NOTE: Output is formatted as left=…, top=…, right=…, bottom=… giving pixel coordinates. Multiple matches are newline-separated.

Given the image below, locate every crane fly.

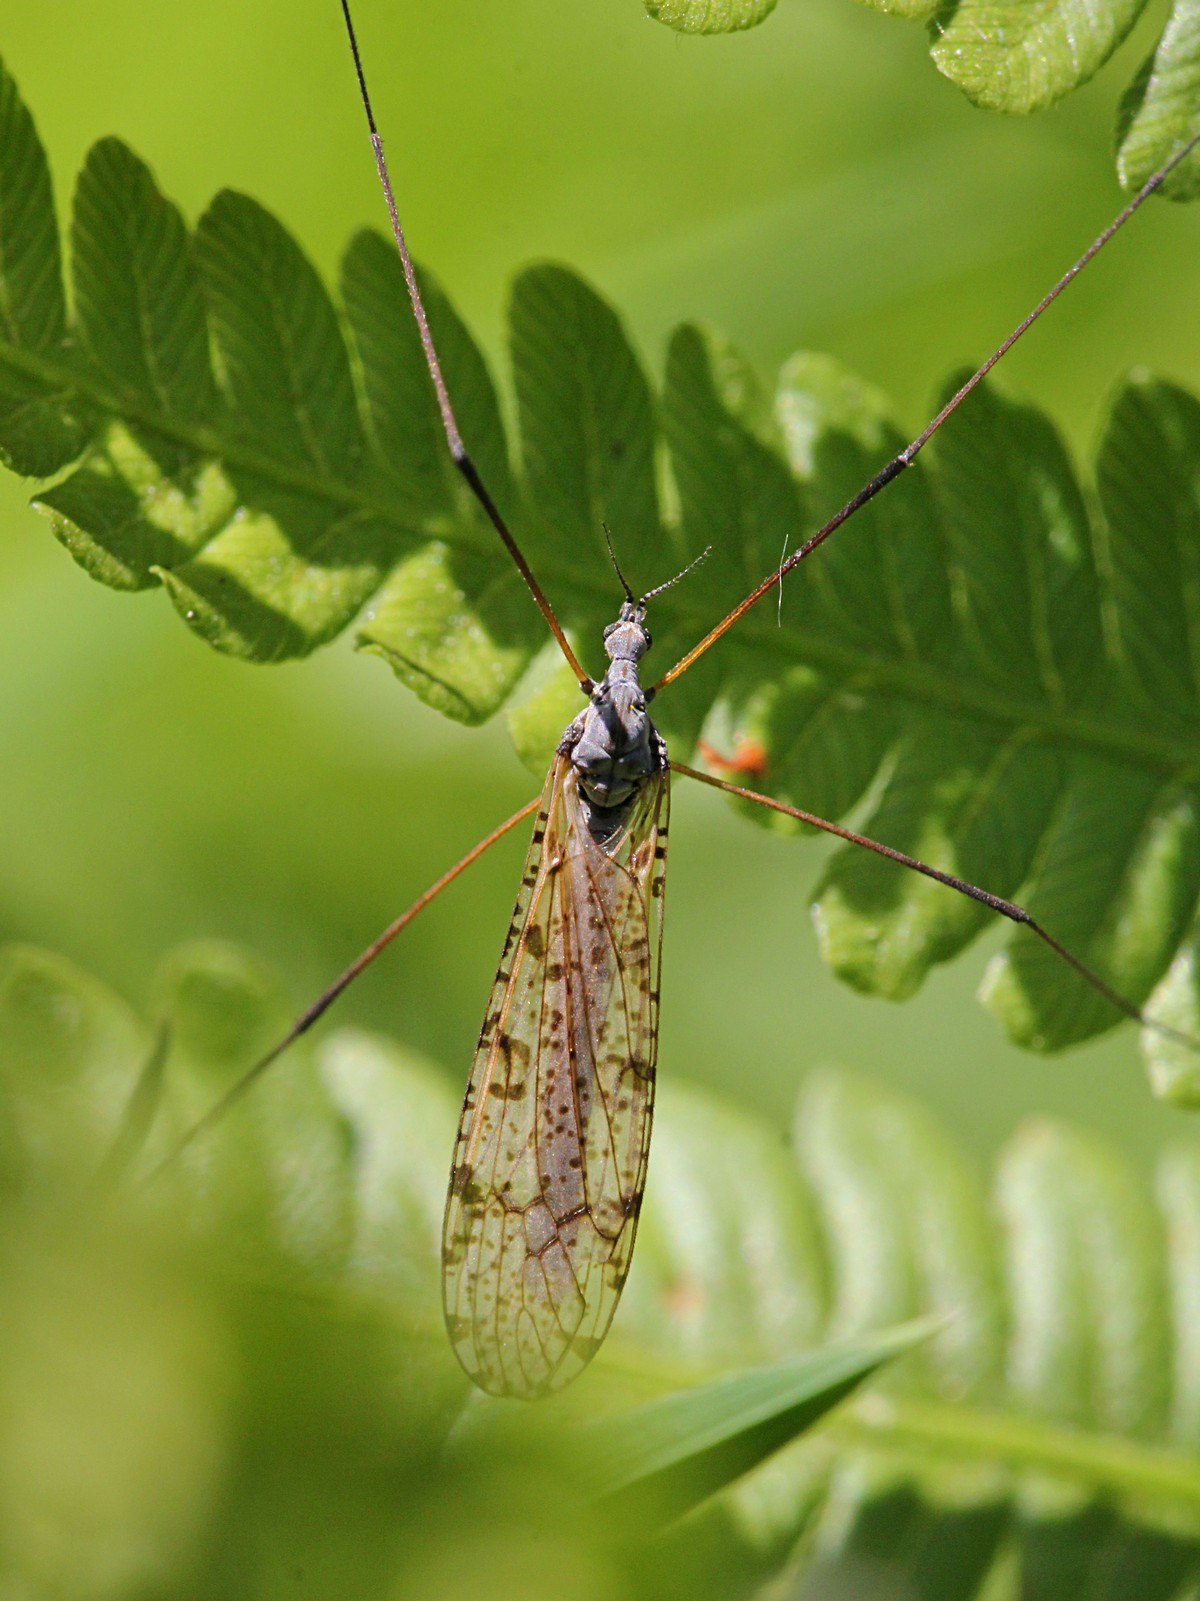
left=155, top=0, right=1200, bottom=1397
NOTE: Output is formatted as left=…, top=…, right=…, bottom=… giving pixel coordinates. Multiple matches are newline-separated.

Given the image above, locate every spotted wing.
left=442, top=752, right=669, bottom=1398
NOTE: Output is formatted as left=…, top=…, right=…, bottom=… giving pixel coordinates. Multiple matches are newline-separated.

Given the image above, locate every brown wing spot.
left=498, top=1032, right=532, bottom=1070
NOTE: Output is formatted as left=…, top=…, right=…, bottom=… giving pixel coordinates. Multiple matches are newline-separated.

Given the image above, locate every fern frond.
left=2, top=59, right=1199, bottom=1061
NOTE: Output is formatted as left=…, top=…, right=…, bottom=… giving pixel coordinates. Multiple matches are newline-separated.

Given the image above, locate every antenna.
left=337, top=0, right=592, bottom=691
left=641, top=545, right=712, bottom=603
left=602, top=522, right=635, bottom=603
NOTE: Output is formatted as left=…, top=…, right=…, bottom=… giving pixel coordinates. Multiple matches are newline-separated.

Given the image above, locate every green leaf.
left=12, top=938, right=1200, bottom=1590
left=931, top=0, right=1147, bottom=114
left=72, top=139, right=216, bottom=427
left=792, top=1070, right=1006, bottom=1396
left=153, top=191, right=394, bottom=660
left=357, top=541, right=543, bottom=724
left=143, top=941, right=353, bottom=1273
left=847, top=0, right=1200, bottom=182
left=1118, top=0, right=1200, bottom=201
left=662, top=326, right=806, bottom=624
left=857, top=0, right=947, bottom=16
left=982, top=765, right=1200, bottom=1050
left=37, top=140, right=227, bottom=591
left=856, top=0, right=938, bottom=16
left=617, top=1083, right=830, bottom=1368
left=643, top=0, right=777, bottom=33
left=643, top=0, right=1200, bottom=190
left=505, top=647, right=588, bottom=772
left=1097, top=377, right=1200, bottom=720
left=588, top=1321, right=934, bottom=1522
left=0, top=60, right=86, bottom=473
left=0, top=945, right=147, bottom=1187
left=343, top=234, right=539, bottom=722
left=4, top=59, right=1200, bottom=1068
left=768, top=1072, right=1200, bottom=1593
left=997, top=1118, right=1170, bottom=1436
left=511, top=265, right=661, bottom=571
left=317, top=1028, right=459, bottom=1313
left=1141, top=930, right=1200, bottom=1106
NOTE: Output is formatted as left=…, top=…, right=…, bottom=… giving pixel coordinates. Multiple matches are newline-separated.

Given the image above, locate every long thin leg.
left=145, top=793, right=541, bottom=1180
left=655, top=127, right=1200, bottom=693
left=672, top=760, right=1199, bottom=1053
left=338, top=0, right=592, bottom=692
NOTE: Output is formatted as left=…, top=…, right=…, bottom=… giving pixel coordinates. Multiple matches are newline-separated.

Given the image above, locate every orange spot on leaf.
left=697, top=736, right=769, bottom=781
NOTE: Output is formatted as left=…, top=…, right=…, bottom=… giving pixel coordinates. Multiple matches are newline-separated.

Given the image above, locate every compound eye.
left=602, top=622, right=617, bottom=640
left=642, top=628, right=653, bottom=650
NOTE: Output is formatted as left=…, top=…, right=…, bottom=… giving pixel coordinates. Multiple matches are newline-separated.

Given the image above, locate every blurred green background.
left=2, top=0, right=1200, bottom=1174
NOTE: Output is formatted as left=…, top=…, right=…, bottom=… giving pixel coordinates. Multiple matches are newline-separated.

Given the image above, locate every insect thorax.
left=559, top=601, right=665, bottom=843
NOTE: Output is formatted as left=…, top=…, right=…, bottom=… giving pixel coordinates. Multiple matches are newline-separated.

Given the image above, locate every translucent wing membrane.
left=442, top=757, right=670, bottom=1397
